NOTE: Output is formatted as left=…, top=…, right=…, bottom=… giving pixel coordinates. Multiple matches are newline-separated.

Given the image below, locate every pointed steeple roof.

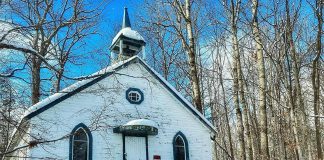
left=122, top=7, right=131, bottom=28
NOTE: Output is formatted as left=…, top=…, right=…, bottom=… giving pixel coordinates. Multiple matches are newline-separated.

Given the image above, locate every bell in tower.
left=110, top=8, right=146, bottom=62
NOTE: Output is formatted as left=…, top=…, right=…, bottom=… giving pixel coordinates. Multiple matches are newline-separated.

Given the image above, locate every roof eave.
left=24, top=56, right=216, bottom=133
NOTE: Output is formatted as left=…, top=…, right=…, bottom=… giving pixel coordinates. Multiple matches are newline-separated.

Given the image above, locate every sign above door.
left=113, top=119, right=158, bottom=136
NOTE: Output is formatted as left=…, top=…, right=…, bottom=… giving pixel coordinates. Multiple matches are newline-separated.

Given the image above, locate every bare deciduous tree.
left=0, top=0, right=100, bottom=104
left=251, top=0, right=269, bottom=159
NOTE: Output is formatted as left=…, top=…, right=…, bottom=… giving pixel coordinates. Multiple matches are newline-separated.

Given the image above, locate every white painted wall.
left=19, top=62, right=213, bottom=160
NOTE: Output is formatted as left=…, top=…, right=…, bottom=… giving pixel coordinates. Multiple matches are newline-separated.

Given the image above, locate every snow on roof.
left=0, top=22, right=34, bottom=51
left=111, top=27, right=145, bottom=45
left=23, top=56, right=216, bottom=132
left=139, top=59, right=216, bottom=132
left=123, top=119, right=158, bottom=128
left=23, top=56, right=138, bottom=118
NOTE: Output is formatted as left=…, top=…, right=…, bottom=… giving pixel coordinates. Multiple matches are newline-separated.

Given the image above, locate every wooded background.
left=0, top=0, right=323, bottom=159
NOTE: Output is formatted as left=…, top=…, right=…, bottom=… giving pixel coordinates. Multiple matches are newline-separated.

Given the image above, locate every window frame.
left=69, top=123, right=93, bottom=160
left=128, top=91, right=141, bottom=102
left=126, top=88, right=144, bottom=104
left=173, top=131, right=189, bottom=160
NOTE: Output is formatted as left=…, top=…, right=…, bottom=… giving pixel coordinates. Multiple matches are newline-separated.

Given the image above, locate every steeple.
left=122, top=8, right=131, bottom=28
left=110, top=8, right=146, bottom=62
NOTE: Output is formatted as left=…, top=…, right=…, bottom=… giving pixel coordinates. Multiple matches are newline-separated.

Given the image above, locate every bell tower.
left=109, top=8, right=146, bottom=61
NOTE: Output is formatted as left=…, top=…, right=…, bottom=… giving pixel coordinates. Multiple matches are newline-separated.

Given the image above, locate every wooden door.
left=125, top=136, right=146, bottom=160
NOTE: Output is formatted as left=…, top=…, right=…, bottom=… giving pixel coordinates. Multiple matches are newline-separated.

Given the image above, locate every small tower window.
left=126, top=88, right=144, bottom=104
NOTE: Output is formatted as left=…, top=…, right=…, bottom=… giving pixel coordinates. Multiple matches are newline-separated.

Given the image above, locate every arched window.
left=173, top=132, right=189, bottom=160
left=70, top=123, right=92, bottom=160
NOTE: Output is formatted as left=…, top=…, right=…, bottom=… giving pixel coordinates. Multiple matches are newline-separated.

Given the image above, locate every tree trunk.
left=283, top=45, right=301, bottom=159
left=312, top=0, right=323, bottom=158
left=184, top=0, right=203, bottom=112
left=220, top=68, right=235, bottom=160
left=238, top=65, right=253, bottom=160
left=251, top=0, right=269, bottom=159
left=31, top=56, right=41, bottom=105
left=312, top=50, right=322, bottom=160
left=232, top=26, right=246, bottom=160
left=55, top=70, right=63, bottom=93
left=285, top=1, right=310, bottom=158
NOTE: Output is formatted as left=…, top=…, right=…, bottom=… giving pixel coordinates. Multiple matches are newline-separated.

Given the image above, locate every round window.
left=126, top=88, right=144, bottom=104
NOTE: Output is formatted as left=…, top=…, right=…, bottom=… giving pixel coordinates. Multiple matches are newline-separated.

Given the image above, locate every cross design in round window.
left=126, top=88, right=144, bottom=104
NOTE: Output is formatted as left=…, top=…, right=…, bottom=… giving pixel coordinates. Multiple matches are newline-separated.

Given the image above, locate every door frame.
left=122, top=134, right=148, bottom=160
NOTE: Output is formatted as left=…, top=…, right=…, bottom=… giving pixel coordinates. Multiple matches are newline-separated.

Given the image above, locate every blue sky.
left=42, top=0, right=148, bottom=91
left=65, top=0, right=146, bottom=75
left=0, top=0, right=147, bottom=99
left=1, top=0, right=320, bottom=102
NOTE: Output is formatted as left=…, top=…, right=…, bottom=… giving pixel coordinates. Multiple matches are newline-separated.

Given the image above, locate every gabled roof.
left=24, top=56, right=216, bottom=133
